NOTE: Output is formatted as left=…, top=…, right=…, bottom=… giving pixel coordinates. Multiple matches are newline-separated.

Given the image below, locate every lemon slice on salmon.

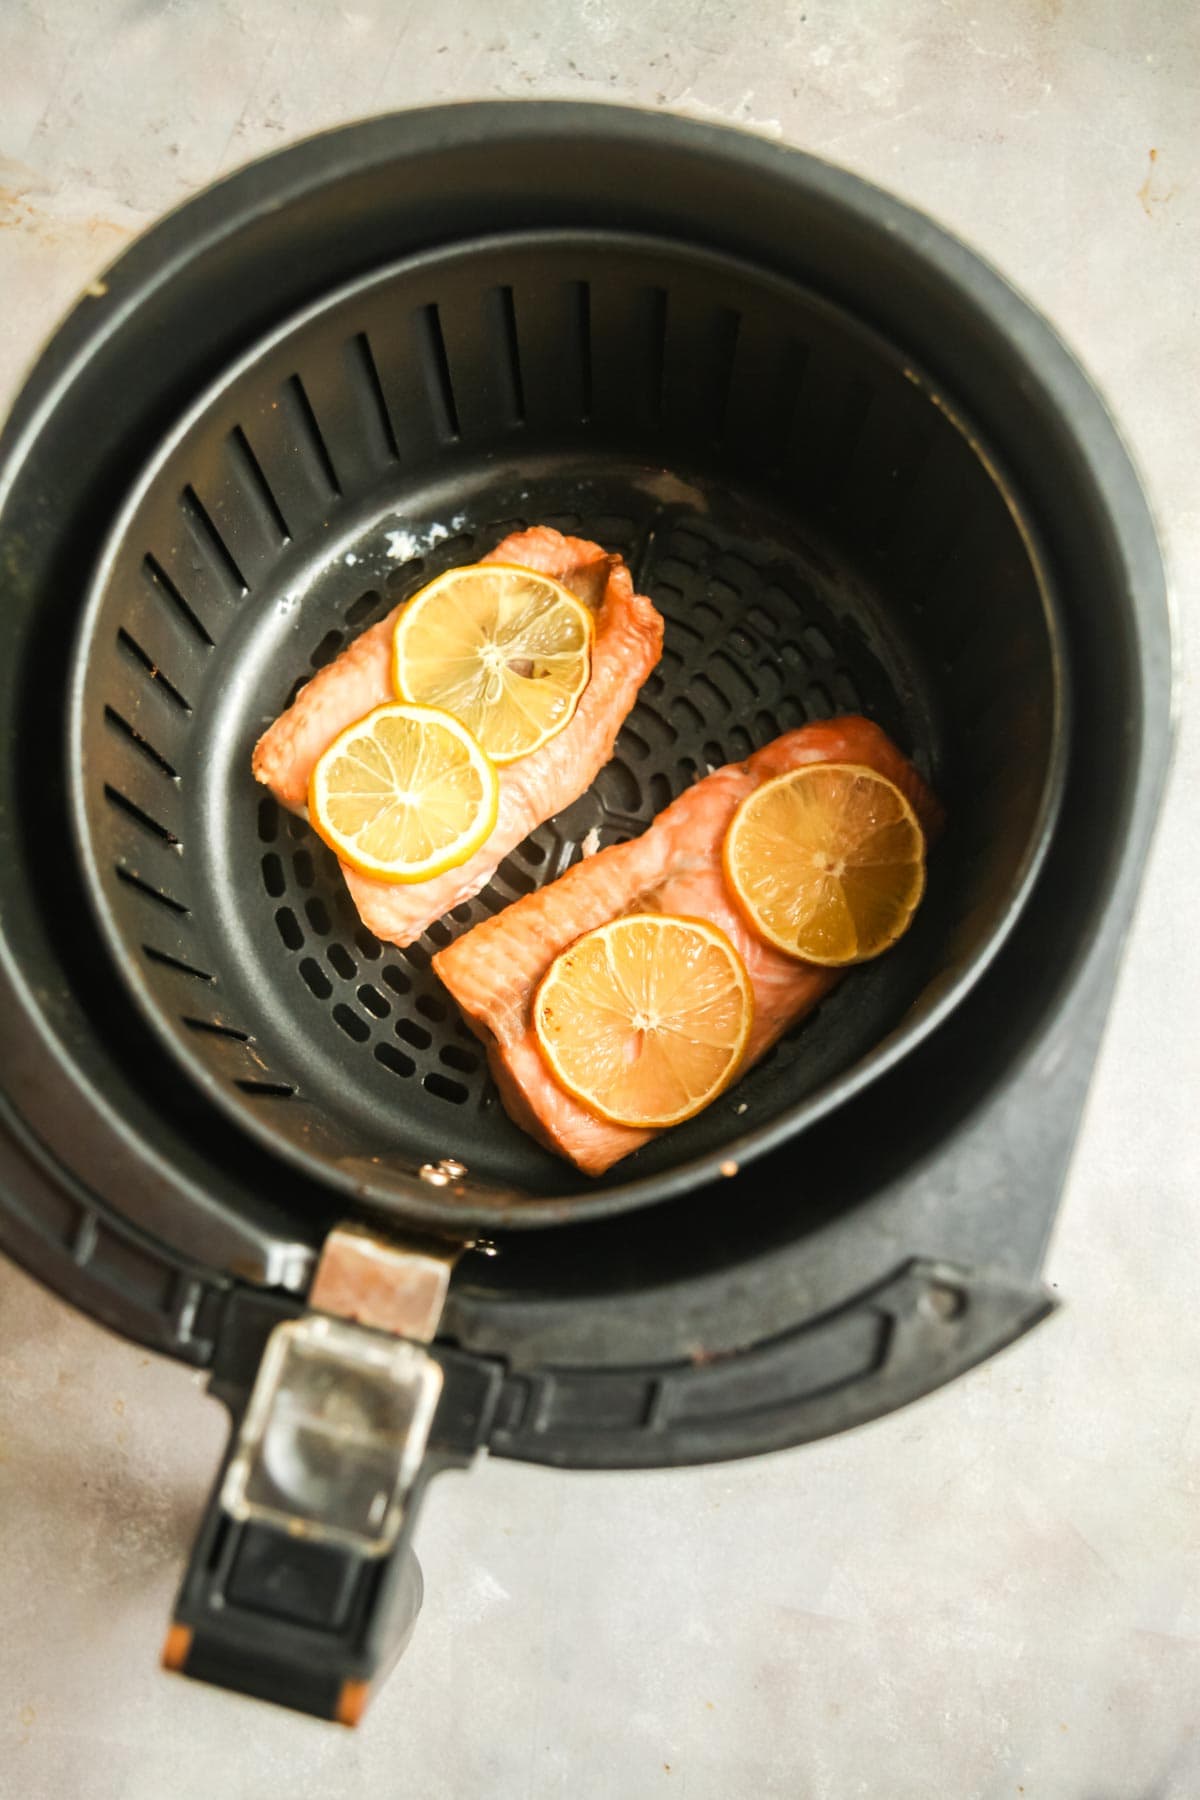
left=392, top=562, right=593, bottom=765
left=723, top=761, right=926, bottom=965
left=533, top=914, right=753, bottom=1128
left=309, top=702, right=498, bottom=883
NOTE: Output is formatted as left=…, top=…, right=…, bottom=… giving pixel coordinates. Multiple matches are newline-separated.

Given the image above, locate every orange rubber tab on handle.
left=161, top=1624, right=193, bottom=1673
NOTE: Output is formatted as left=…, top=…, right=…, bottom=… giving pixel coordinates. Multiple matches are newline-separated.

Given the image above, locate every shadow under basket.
left=69, top=229, right=1063, bottom=1224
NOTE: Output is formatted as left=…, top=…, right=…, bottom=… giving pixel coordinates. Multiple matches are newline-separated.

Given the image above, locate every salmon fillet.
left=434, top=717, right=943, bottom=1177
left=252, top=527, right=664, bottom=947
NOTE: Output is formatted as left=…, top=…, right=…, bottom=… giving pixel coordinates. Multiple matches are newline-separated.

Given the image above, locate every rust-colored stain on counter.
left=0, top=186, right=131, bottom=248
left=1138, top=146, right=1178, bottom=217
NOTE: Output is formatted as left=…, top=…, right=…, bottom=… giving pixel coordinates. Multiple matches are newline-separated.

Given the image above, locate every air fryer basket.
left=68, top=230, right=1062, bottom=1224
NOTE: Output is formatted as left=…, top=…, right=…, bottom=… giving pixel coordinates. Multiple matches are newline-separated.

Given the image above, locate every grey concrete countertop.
left=1, top=4, right=1196, bottom=1796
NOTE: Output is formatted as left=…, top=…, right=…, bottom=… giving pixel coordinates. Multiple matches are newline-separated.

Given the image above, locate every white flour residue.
left=385, top=527, right=425, bottom=561
left=343, top=551, right=358, bottom=566
left=580, top=827, right=602, bottom=859
left=385, top=513, right=468, bottom=562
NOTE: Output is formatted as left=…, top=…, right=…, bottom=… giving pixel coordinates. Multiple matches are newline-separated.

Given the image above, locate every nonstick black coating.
left=69, top=231, right=1064, bottom=1226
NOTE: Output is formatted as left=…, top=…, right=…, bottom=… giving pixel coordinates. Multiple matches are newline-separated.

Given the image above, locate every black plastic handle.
left=164, top=1290, right=502, bottom=1723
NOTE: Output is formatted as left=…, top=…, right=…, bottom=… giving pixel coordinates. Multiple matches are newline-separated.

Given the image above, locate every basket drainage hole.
left=415, top=994, right=447, bottom=1023
left=183, top=1016, right=250, bottom=1042
left=333, top=1003, right=370, bottom=1043
left=299, top=957, right=333, bottom=999
left=395, top=1018, right=431, bottom=1050
left=381, top=964, right=411, bottom=996
left=424, top=1071, right=468, bottom=1104
left=385, top=558, right=424, bottom=594
left=497, top=856, right=536, bottom=896
left=346, top=588, right=383, bottom=626
left=257, top=797, right=280, bottom=843
left=305, top=897, right=333, bottom=935
left=648, top=771, right=673, bottom=812
left=293, top=848, right=315, bottom=888
left=327, top=943, right=356, bottom=979
left=275, top=907, right=303, bottom=951
left=376, top=1043, right=415, bottom=1078
left=358, top=984, right=390, bottom=1018
left=310, top=630, right=345, bottom=670
left=261, top=853, right=286, bottom=897
left=440, top=1044, right=479, bottom=1074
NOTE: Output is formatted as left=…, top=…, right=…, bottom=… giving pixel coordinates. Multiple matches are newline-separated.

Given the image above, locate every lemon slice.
left=308, top=702, right=498, bottom=883
left=392, top=562, right=593, bottom=765
left=533, top=914, right=754, bottom=1128
left=724, top=761, right=926, bottom=965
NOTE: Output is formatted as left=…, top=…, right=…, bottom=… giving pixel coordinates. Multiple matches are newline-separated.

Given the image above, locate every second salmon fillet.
left=252, top=526, right=664, bottom=947
left=434, top=717, right=942, bottom=1176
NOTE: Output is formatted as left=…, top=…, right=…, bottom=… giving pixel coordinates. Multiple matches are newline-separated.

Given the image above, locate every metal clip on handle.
left=163, top=1228, right=499, bottom=1723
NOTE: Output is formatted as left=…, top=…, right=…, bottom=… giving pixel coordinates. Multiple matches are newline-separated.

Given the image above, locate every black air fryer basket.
left=0, top=105, right=1171, bottom=1721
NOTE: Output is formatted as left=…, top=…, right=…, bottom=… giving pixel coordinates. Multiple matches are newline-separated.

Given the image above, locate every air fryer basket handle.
left=164, top=1285, right=501, bottom=1723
